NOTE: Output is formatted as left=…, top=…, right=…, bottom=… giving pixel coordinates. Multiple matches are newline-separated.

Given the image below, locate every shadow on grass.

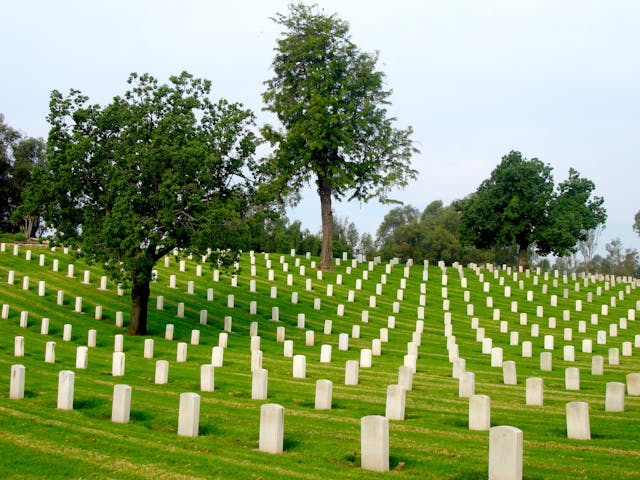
left=283, top=435, right=299, bottom=451
left=443, top=416, right=468, bottom=429
left=296, top=399, right=315, bottom=408
left=24, top=389, right=38, bottom=398
left=129, top=409, right=152, bottom=424
left=198, top=423, right=221, bottom=436
left=342, top=453, right=411, bottom=472
left=75, top=396, right=108, bottom=410
left=448, top=469, right=486, bottom=480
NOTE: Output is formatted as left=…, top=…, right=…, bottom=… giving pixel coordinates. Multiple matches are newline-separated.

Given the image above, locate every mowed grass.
left=0, top=244, right=639, bottom=479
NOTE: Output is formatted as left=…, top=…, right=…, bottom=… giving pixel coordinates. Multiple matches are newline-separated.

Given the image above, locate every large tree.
left=41, top=72, right=258, bottom=335
left=459, top=150, right=606, bottom=268
left=261, top=3, right=418, bottom=270
left=634, top=210, right=640, bottom=237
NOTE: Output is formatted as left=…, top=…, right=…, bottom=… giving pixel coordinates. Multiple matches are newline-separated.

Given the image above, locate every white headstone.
left=112, top=352, right=125, bottom=377
left=385, top=385, right=406, bottom=420
left=10, top=364, right=25, bottom=399
left=315, top=379, right=333, bottom=410
left=45, top=341, right=56, bottom=363
left=345, top=360, right=359, bottom=385
left=526, top=377, right=543, bottom=406
left=566, top=402, right=590, bottom=440
left=177, top=392, right=200, bottom=437
left=360, top=415, right=389, bottom=472
left=57, top=370, right=75, bottom=410
left=565, top=367, right=580, bottom=390
left=503, top=361, right=517, bottom=385
left=293, top=355, right=306, bottom=378
left=488, top=426, right=523, bottom=480
left=469, top=394, right=491, bottom=431
left=605, top=382, right=625, bottom=412
left=252, top=368, right=268, bottom=400
left=111, top=384, right=132, bottom=423
left=211, top=346, right=224, bottom=367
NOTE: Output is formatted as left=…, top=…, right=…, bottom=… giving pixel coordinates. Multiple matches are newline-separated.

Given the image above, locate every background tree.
left=0, top=114, right=46, bottom=235
left=0, top=114, right=20, bottom=231
left=332, top=216, right=360, bottom=257
left=41, top=72, right=258, bottom=335
left=634, top=210, right=640, bottom=237
left=458, top=150, right=606, bottom=268
left=577, top=225, right=604, bottom=273
left=374, top=201, right=474, bottom=264
left=601, top=238, right=639, bottom=276
left=261, top=3, right=418, bottom=270
left=375, top=205, right=420, bottom=260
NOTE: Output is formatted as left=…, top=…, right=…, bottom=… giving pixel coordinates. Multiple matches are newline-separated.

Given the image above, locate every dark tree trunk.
left=318, top=175, right=334, bottom=271
left=129, top=279, right=151, bottom=335
left=518, top=244, right=528, bottom=270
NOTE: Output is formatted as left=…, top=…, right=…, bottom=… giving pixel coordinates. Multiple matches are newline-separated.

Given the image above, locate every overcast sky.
left=3, top=0, right=639, bottom=257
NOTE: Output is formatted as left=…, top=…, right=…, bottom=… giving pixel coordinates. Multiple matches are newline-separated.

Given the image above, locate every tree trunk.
left=518, top=244, right=528, bottom=270
left=318, top=175, right=334, bottom=271
left=129, top=279, right=151, bottom=335
left=23, top=217, right=33, bottom=240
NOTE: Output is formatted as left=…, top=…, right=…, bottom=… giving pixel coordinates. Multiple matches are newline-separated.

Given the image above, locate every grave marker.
left=112, top=352, right=125, bottom=377
left=605, top=382, right=625, bottom=412
left=565, top=367, right=580, bottom=390
left=177, top=392, right=200, bottom=437
left=112, top=384, right=132, bottom=423
left=566, top=402, right=590, bottom=440
left=315, top=379, right=333, bottom=410
left=345, top=360, right=359, bottom=385
left=75, top=346, right=88, bottom=369
left=469, top=394, right=491, bottom=431
left=10, top=364, right=25, bottom=399
left=252, top=369, right=268, bottom=400
left=57, top=370, right=75, bottom=410
left=488, top=426, right=523, bottom=480
left=360, top=415, right=389, bottom=472
left=259, top=403, right=285, bottom=454
left=526, top=377, right=543, bottom=406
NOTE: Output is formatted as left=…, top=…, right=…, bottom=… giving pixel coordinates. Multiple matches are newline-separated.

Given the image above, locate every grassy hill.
left=0, top=243, right=639, bottom=479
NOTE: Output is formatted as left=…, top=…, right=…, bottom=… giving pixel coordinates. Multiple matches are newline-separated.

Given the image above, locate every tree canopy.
left=261, top=3, right=418, bottom=270
left=40, top=72, right=258, bottom=334
left=459, top=150, right=606, bottom=268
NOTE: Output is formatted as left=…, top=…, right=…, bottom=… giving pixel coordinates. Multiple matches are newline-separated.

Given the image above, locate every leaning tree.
left=261, top=3, right=418, bottom=270
left=42, top=72, right=258, bottom=335
left=459, top=150, right=607, bottom=268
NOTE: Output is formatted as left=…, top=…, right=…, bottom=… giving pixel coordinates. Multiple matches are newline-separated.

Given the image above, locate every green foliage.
left=597, top=238, right=640, bottom=276
left=245, top=211, right=323, bottom=256
left=375, top=201, right=491, bottom=264
left=634, top=210, right=640, bottom=237
left=261, top=3, right=418, bottom=268
left=0, top=114, right=46, bottom=235
left=39, top=72, right=258, bottom=333
left=459, top=151, right=606, bottom=267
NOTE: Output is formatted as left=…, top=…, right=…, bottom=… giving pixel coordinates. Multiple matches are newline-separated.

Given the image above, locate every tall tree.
left=634, top=210, right=640, bottom=237
left=41, top=72, right=258, bottom=335
left=261, top=3, right=418, bottom=270
left=459, top=151, right=606, bottom=268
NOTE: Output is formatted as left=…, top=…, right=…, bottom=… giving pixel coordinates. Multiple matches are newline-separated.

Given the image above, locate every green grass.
left=0, top=243, right=639, bottom=479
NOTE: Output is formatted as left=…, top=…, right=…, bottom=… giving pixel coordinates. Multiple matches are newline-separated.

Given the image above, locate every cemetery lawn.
left=0, top=245, right=639, bottom=479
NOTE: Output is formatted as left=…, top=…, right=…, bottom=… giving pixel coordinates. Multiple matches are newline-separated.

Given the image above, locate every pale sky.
left=2, top=0, right=639, bottom=257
